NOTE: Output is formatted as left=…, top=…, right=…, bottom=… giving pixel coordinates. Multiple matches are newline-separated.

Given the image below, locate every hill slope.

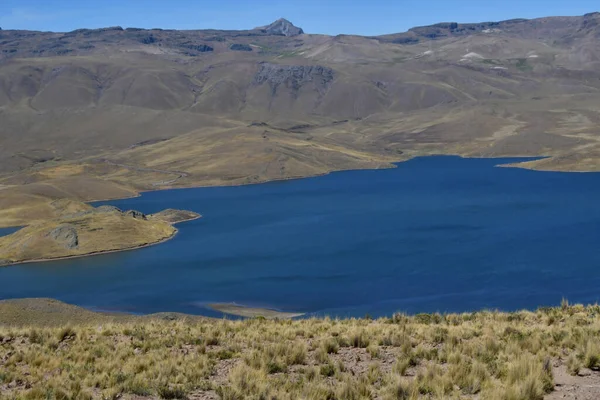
left=1, top=14, right=600, bottom=228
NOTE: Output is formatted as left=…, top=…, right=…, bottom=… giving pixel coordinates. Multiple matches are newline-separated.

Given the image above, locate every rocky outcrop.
left=48, top=224, right=78, bottom=249
left=254, top=63, right=334, bottom=96
left=67, top=26, right=124, bottom=36
left=179, top=44, right=213, bottom=54
left=255, top=18, right=304, bottom=37
left=137, top=34, right=157, bottom=44
left=149, top=209, right=201, bottom=224
left=230, top=43, right=253, bottom=51
left=95, top=205, right=122, bottom=214
left=125, top=210, right=146, bottom=220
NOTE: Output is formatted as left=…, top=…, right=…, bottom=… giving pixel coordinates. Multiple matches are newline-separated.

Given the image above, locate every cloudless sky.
left=0, top=0, right=598, bottom=36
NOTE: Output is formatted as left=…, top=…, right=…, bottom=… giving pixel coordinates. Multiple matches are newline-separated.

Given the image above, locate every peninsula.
left=0, top=202, right=200, bottom=265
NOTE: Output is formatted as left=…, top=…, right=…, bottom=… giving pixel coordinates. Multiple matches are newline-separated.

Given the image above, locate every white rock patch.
left=463, top=52, right=484, bottom=59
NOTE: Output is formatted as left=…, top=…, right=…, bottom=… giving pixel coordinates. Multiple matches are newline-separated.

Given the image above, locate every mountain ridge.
left=2, top=12, right=599, bottom=37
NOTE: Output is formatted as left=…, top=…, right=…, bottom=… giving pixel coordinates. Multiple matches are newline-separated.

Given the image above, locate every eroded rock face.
left=254, top=63, right=334, bottom=96
left=48, top=224, right=78, bottom=249
left=179, top=44, right=213, bottom=53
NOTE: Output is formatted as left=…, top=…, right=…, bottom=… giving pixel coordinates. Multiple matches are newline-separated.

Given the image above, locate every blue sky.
left=0, top=0, right=598, bottom=35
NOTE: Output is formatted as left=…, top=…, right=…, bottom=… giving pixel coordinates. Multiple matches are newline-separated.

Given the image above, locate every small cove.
left=1, top=156, right=600, bottom=318
left=0, top=227, right=21, bottom=237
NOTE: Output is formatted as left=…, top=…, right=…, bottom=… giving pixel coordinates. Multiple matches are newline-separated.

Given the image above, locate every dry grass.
left=2, top=302, right=600, bottom=399
left=0, top=211, right=174, bottom=265
left=0, top=176, right=139, bottom=228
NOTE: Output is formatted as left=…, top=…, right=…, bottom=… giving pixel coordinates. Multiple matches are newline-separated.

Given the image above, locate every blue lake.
left=1, top=156, right=600, bottom=318
left=0, top=227, right=20, bottom=237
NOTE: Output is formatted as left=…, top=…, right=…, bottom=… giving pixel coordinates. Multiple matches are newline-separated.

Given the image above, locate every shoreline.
left=0, top=215, right=201, bottom=267
left=208, top=303, right=305, bottom=319
left=88, top=153, right=558, bottom=202
left=0, top=296, right=591, bottom=323
left=0, top=153, right=588, bottom=231
left=110, top=153, right=588, bottom=197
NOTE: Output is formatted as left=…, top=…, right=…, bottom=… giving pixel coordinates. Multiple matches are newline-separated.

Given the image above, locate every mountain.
left=255, top=18, right=304, bottom=36
left=1, top=14, right=600, bottom=227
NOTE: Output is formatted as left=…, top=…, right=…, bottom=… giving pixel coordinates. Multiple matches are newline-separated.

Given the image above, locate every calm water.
left=0, top=227, right=20, bottom=237
left=1, top=156, right=600, bottom=318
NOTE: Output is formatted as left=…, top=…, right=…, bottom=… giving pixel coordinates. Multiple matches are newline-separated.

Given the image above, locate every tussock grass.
left=2, top=304, right=600, bottom=399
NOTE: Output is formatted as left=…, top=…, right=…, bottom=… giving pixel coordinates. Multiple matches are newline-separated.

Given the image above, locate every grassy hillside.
left=2, top=13, right=600, bottom=233
left=1, top=299, right=599, bottom=399
left=2, top=14, right=600, bottom=185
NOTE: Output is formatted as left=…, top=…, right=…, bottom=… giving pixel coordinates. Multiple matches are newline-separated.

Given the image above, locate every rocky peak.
left=256, top=18, right=304, bottom=37
left=47, top=224, right=79, bottom=249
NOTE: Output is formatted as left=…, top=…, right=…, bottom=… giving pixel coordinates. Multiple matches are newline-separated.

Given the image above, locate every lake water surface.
left=0, top=227, right=20, bottom=237
left=1, top=156, right=600, bottom=318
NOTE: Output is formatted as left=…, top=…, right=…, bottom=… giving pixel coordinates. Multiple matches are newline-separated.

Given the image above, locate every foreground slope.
left=1, top=299, right=600, bottom=399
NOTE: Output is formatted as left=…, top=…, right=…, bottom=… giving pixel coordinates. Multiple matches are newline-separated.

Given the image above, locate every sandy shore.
left=209, top=303, right=305, bottom=319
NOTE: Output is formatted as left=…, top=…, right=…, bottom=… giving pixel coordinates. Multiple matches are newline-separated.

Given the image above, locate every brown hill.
left=1, top=14, right=600, bottom=229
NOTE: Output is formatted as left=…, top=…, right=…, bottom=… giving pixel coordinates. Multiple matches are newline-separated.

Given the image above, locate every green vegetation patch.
left=515, top=58, right=533, bottom=72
